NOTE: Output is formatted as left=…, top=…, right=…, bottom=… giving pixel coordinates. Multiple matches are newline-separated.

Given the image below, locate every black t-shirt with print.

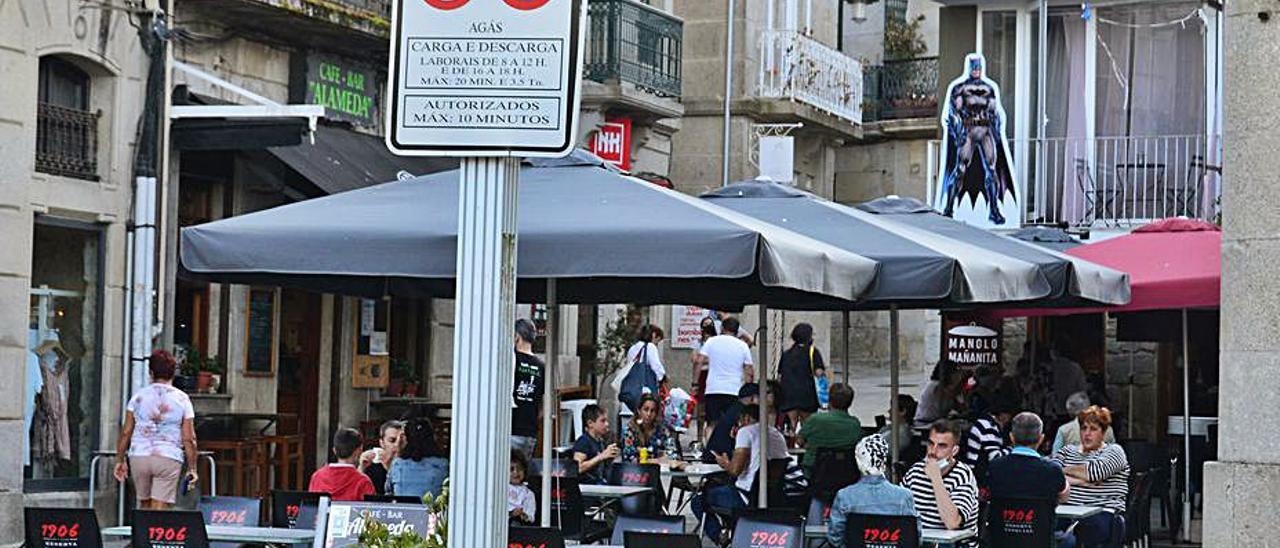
left=511, top=351, right=545, bottom=438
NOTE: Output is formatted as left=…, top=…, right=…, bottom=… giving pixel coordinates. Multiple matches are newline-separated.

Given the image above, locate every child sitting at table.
left=308, top=428, right=376, bottom=501
left=508, top=449, right=536, bottom=525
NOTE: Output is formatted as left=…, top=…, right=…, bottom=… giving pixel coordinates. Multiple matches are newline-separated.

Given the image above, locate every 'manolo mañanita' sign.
left=386, top=0, right=586, bottom=156
left=941, top=313, right=1003, bottom=368
left=291, top=53, right=381, bottom=129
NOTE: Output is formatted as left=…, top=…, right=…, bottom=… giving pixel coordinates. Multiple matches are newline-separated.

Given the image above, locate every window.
left=982, top=10, right=1018, bottom=138
left=36, top=57, right=98, bottom=180
left=27, top=221, right=104, bottom=489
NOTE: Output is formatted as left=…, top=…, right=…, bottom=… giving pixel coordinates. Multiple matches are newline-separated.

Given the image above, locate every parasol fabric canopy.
left=180, top=154, right=878, bottom=309
left=991, top=218, right=1219, bottom=317
left=701, top=182, right=1129, bottom=309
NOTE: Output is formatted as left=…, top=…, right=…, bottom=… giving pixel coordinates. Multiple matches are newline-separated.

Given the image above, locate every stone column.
left=1203, top=1, right=1280, bottom=545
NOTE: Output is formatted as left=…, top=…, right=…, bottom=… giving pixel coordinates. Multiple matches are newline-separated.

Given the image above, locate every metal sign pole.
left=446, top=157, right=520, bottom=548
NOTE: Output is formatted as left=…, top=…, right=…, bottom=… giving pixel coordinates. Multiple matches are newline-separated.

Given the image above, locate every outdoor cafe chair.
left=844, top=513, right=920, bottom=548
left=729, top=509, right=804, bottom=548
left=527, top=475, right=612, bottom=544
left=509, top=525, right=566, bottom=548
left=624, top=531, right=702, bottom=548
left=24, top=507, right=103, bottom=548
left=610, top=514, right=684, bottom=545
left=806, top=497, right=831, bottom=526
left=198, top=496, right=261, bottom=527
left=984, top=498, right=1055, bottom=548
left=131, top=510, right=209, bottom=548
left=708, top=458, right=793, bottom=544
left=608, top=462, right=665, bottom=516
left=269, top=490, right=325, bottom=530
left=808, top=446, right=860, bottom=503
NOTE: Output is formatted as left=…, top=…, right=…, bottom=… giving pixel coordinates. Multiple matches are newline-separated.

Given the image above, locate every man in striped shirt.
left=962, top=392, right=1017, bottom=491
left=903, top=419, right=980, bottom=547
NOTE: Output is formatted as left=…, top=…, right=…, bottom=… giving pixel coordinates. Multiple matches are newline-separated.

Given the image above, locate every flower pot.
left=403, top=382, right=419, bottom=398
left=387, top=379, right=404, bottom=397
left=197, top=372, right=215, bottom=393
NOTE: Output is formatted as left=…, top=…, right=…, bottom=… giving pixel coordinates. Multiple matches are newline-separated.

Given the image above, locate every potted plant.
left=402, top=367, right=421, bottom=398
left=200, top=354, right=225, bottom=394
left=357, top=480, right=448, bottom=547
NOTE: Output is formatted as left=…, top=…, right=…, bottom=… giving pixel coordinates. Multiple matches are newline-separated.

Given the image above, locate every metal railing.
left=36, top=103, right=99, bottom=181
left=758, top=29, right=863, bottom=124
left=585, top=0, right=683, bottom=98
left=863, top=57, right=939, bottom=122
left=926, top=134, right=1223, bottom=228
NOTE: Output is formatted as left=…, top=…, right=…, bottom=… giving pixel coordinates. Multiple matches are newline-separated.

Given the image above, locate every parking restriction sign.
left=386, top=0, right=586, bottom=157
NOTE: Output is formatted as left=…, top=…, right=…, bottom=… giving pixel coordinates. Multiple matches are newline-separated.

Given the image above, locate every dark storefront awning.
left=267, top=124, right=457, bottom=195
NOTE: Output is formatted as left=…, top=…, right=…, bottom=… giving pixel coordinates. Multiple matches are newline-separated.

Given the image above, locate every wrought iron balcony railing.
left=585, top=0, right=683, bottom=98
left=758, top=30, right=863, bottom=124
left=36, top=103, right=99, bottom=181
left=926, top=134, right=1224, bottom=228
left=863, top=56, right=939, bottom=122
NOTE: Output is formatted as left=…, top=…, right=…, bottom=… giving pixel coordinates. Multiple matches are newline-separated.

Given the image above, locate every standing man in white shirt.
left=698, top=317, right=754, bottom=440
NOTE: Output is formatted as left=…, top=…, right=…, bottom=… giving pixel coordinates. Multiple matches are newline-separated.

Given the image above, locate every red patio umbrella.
left=994, top=217, right=1220, bottom=317
left=992, top=217, right=1220, bottom=542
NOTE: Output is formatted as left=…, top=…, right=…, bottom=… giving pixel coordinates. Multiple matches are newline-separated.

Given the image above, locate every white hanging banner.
left=758, top=135, right=794, bottom=183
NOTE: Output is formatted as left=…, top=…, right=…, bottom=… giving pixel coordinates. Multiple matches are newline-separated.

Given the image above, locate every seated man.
left=693, top=404, right=788, bottom=542
left=571, top=404, right=619, bottom=484
left=988, top=413, right=1072, bottom=544
left=902, top=419, right=980, bottom=547
left=798, top=382, right=862, bottom=474
left=701, top=383, right=758, bottom=464
left=828, top=435, right=918, bottom=548
left=308, top=428, right=376, bottom=501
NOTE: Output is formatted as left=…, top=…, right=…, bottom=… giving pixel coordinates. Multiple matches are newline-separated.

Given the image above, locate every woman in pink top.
left=113, top=350, right=199, bottom=509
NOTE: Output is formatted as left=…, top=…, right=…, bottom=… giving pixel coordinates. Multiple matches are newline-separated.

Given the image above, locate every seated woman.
left=621, top=393, right=670, bottom=462
left=387, top=417, right=449, bottom=499
left=828, top=435, right=919, bottom=548
left=1053, top=406, right=1129, bottom=548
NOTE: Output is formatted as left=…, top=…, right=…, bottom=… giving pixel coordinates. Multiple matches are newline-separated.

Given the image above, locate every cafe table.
left=578, top=484, right=651, bottom=499
left=1056, top=505, right=1104, bottom=520
left=103, top=525, right=315, bottom=546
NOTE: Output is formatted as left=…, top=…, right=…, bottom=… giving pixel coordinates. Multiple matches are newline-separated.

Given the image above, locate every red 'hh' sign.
left=590, top=118, right=631, bottom=170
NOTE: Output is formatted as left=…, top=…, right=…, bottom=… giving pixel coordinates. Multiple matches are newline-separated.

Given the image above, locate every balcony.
left=36, top=103, right=99, bottom=181
left=585, top=0, right=683, bottom=99
left=926, top=134, right=1223, bottom=228
left=757, top=30, right=863, bottom=125
left=863, top=57, right=939, bottom=122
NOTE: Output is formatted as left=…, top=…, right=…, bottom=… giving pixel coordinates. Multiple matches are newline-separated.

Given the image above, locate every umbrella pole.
left=1182, top=308, right=1192, bottom=541
left=757, top=305, right=769, bottom=508
left=842, top=310, right=851, bottom=385
left=541, top=279, right=557, bottom=527
left=890, top=306, right=900, bottom=476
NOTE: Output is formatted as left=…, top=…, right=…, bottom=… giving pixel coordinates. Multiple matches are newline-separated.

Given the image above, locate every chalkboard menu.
left=321, top=501, right=433, bottom=548
left=245, top=288, right=277, bottom=375
left=24, top=507, right=100, bottom=548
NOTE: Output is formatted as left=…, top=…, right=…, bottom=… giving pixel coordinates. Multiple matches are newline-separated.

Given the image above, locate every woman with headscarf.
left=827, top=435, right=919, bottom=547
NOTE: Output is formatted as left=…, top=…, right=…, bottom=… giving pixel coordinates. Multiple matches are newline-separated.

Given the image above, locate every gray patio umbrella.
left=702, top=181, right=1129, bottom=469
left=701, top=182, right=1128, bottom=308
left=180, top=153, right=879, bottom=309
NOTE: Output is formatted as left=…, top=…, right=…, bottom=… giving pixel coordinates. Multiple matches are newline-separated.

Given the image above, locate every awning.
left=267, top=124, right=457, bottom=195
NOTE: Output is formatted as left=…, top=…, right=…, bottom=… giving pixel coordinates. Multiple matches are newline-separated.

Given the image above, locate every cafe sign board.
left=941, top=313, right=1003, bottom=369
left=291, top=53, right=381, bottom=130
left=386, top=0, right=586, bottom=157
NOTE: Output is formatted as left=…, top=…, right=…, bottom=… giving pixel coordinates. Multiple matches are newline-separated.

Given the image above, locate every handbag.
left=619, top=344, right=659, bottom=412
left=811, top=346, right=830, bottom=408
